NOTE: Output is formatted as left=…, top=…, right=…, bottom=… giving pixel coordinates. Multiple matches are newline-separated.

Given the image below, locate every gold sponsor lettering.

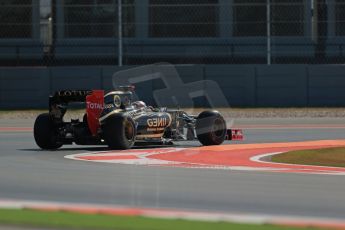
left=147, top=118, right=167, bottom=127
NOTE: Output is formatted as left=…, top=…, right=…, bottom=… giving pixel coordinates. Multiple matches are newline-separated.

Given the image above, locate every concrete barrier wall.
left=0, top=68, right=50, bottom=108
left=256, top=65, right=308, bottom=107
left=204, top=65, right=256, bottom=107
left=1, top=65, right=345, bottom=109
left=308, top=66, right=345, bottom=107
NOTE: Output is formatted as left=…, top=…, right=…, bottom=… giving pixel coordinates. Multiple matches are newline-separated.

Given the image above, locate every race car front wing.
left=226, top=129, right=244, bottom=141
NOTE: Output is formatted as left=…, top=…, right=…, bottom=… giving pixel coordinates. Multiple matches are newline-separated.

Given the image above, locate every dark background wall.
left=1, top=0, right=345, bottom=66
left=1, top=65, right=345, bottom=109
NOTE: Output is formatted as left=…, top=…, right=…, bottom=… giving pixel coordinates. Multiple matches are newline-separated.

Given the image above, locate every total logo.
left=87, top=102, right=104, bottom=110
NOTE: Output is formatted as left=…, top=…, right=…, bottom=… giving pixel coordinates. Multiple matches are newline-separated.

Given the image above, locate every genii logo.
left=147, top=117, right=168, bottom=127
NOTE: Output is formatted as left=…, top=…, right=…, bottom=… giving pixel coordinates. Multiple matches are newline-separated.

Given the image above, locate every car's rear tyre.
left=34, top=113, right=63, bottom=150
left=196, top=110, right=227, bottom=146
left=102, top=115, right=136, bottom=150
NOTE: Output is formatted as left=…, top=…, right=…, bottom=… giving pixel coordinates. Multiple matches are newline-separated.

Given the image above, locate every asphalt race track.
left=1, top=118, right=345, bottom=221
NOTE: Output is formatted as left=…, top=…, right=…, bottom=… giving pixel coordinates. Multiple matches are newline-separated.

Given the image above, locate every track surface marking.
left=66, top=140, right=345, bottom=175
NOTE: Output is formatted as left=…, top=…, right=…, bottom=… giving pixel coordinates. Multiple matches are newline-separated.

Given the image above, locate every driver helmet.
left=132, top=101, right=146, bottom=109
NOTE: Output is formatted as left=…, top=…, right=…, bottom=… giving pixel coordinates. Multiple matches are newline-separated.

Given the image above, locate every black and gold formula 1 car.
left=34, top=86, right=243, bottom=150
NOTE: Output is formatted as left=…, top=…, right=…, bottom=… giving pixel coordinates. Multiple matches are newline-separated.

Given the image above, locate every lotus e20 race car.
left=34, top=87, right=243, bottom=150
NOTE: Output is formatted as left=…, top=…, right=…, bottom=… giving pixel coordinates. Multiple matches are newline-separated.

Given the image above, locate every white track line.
left=250, top=152, right=345, bottom=175
left=65, top=148, right=186, bottom=165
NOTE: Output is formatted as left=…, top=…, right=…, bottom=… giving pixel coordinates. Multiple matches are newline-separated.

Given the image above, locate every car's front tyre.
left=195, top=110, right=227, bottom=146
left=34, top=113, right=63, bottom=150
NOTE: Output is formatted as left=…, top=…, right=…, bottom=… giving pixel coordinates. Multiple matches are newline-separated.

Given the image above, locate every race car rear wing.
left=48, top=90, right=93, bottom=119
left=49, top=90, right=105, bottom=136
left=49, top=90, right=93, bottom=107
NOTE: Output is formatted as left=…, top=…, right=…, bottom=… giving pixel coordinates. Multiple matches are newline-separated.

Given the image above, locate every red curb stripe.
left=149, top=143, right=345, bottom=173
left=77, top=155, right=139, bottom=161
left=2, top=199, right=345, bottom=230
left=0, top=127, right=32, bottom=132
left=27, top=206, right=143, bottom=216
left=22, top=204, right=345, bottom=230
left=68, top=140, right=345, bottom=175
left=271, top=220, right=345, bottom=230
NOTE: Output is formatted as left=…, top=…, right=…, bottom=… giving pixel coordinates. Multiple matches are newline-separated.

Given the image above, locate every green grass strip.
left=271, top=147, right=345, bottom=167
left=0, top=209, right=316, bottom=230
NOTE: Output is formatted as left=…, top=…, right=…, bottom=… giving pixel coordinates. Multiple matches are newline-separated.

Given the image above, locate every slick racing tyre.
left=34, top=113, right=63, bottom=150
left=196, top=110, right=227, bottom=146
left=102, top=115, right=136, bottom=150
